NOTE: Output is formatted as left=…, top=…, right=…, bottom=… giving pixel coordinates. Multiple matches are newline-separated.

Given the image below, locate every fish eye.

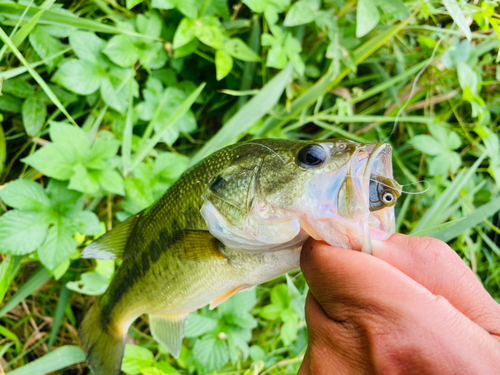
left=297, top=145, right=327, bottom=168
left=382, top=191, right=395, bottom=204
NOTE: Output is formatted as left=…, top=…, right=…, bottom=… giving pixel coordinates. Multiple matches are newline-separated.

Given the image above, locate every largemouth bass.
left=80, top=138, right=401, bottom=374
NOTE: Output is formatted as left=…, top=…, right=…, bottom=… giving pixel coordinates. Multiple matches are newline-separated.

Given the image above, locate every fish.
left=79, top=138, right=401, bottom=375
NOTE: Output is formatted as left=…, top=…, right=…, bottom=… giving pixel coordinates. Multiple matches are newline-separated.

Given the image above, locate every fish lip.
left=362, top=143, right=395, bottom=254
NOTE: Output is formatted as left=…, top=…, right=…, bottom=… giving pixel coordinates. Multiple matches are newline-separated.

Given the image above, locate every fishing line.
left=384, top=1, right=467, bottom=142
left=237, top=142, right=287, bottom=164
left=383, top=33, right=445, bottom=142
left=345, top=175, right=431, bottom=195
left=380, top=180, right=431, bottom=195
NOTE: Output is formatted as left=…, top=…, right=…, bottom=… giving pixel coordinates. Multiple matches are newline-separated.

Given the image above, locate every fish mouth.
left=343, top=143, right=396, bottom=254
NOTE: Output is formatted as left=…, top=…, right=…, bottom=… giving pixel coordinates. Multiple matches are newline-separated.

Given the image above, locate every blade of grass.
left=11, top=0, right=56, bottom=47
left=430, top=197, right=500, bottom=242
left=411, top=218, right=465, bottom=238
left=47, top=285, right=70, bottom=350
left=0, top=267, right=51, bottom=318
left=254, top=13, right=415, bottom=137
left=0, top=27, right=77, bottom=126
left=479, top=230, right=500, bottom=258
left=189, top=65, right=293, bottom=167
left=349, top=60, right=428, bottom=105
left=0, top=255, right=14, bottom=304
left=0, top=3, right=160, bottom=40
left=0, top=122, right=5, bottom=176
left=0, top=47, right=71, bottom=80
left=87, top=104, right=108, bottom=143
left=7, top=345, right=85, bottom=375
left=0, top=0, right=34, bottom=62
left=315, top=114, right=434, bottom=124
left=122, top=85, right=134, bottom=176
left=412, top=152, right=487, bottom=232
left=238, top=15, right=260, bottom=109
left=128, top=82, right=206, bottom=175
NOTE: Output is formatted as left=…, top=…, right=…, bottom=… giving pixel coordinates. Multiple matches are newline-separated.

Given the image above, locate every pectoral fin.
left=149, top=314, right=188, bottom=358
left=209, top=284, right=251, bottom=310
left=82, top=213, right=141, bottom=259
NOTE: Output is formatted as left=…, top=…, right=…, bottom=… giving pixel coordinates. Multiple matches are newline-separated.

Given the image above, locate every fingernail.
left=369, top=227, right=391, bottom=241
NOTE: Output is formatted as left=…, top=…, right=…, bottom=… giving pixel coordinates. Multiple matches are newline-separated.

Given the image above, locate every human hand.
left=298, top=233, right=500, bottom=375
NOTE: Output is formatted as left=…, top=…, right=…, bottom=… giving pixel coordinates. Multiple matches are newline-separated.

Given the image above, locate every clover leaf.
left=0, top=180, right=100, bottom=270
left=52, top=31, right=138, bottom=113
left=22, top=122, right=124, bottom=196
left=409, top=123, right=463, bottom=176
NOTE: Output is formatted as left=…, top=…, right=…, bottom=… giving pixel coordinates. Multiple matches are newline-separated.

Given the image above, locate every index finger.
left=371, top=232, right=500, bottom=337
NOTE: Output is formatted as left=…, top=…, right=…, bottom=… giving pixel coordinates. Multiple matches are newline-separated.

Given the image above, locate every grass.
left=0, top=0, right=500, bottom=374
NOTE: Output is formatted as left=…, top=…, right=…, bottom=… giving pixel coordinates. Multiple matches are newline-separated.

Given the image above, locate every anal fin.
left=149, top=314, right=188, bottom=358
left=209, top=285, right=251, bottom=310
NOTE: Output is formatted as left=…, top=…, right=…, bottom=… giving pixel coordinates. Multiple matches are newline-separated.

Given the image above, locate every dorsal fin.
left=81, top=213, right=141, bottom=260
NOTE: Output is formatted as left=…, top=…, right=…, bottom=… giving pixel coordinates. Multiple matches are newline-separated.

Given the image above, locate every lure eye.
left=297, top=145, right=327, bottom=168
left=382, top=191, right=395, bottom=204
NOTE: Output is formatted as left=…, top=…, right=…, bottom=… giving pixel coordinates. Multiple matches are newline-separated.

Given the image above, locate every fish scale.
left=79, top=139, right=401, bottom=375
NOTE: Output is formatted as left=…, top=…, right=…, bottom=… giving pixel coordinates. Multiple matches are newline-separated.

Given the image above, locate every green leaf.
left=22, top=94, right=47, bottom=136
left=29, top=26, right=64, bottom=72
left=68, top=163, right=100, bottom=195
left=66, top=259, right=114, bottom=295
left=457, top=62, right=478, bottom=97
left=447, top=131, right=462, bottom=150
left=194, top=17, right=223, bottom=49
left=280, top=309, right=299, bottom=345
left=98, top=169, right=125, bottom=195
left=52, top=58, right=104, bottom=95
left=136, top=11, right=163, bottom=38
left=215, top=50, right=233, bottom=81
left=0, top=24, right=78, bottom=126
left=0, top=179, right=50, bottom=210
left=122, top=344, right=154, bottom=375
left=127, top=0, right=144, bottom=9
left=50, top=122, right=90, bottom=157
left=192, top=336, right=229, bottom=373
left=259, top=303, right=281, bottom=320
left=2, top=78, right=34, bottom=98
left=284, top=0, right=316, bottom=27
left=124, top=177, right=155, bottom=208
left=6, top=346, right=85, bottom=375
left=443, top=0, right=472, bottom=41
left=68, top=30, right=106, bottom=64
left=103, top=34, right=139, bottom=67
left=173, top=18, right=196, bottom=49
left=223, top=38, right=260, bottom=62
left=153, top=152, right=189, bottom=181
left=185, top=313, right=219, bottom=338
left=409, top=135, right=443, bottom=156
left=129, top=82, right=205, bottom=174
left=47, top=180, right=84, bottom=213
left=37, top=221, right=77, bottom=270
left=151, top=0, right=176, bottom=10
left=356, top=0, right=380, bottom=38
left=0, top=94, right=22, bottom=113
left=0, top=210, right=50, bottom=255
left=271, top=283, right=289, bottom=309
left=66, top=210, right=102, bottom=235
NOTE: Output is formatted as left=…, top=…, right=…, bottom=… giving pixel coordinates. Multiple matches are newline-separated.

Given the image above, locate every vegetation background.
left=0, top=0, right=499, bottom=374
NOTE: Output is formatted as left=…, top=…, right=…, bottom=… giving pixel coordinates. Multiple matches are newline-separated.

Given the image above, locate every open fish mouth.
left=344, top=143, right=396, bottom=254
left=301, top=142, right=397, bottom=255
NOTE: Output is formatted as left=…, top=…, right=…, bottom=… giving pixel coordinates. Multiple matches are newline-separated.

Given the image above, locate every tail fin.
left=80, top=300, right=126, bottom=375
